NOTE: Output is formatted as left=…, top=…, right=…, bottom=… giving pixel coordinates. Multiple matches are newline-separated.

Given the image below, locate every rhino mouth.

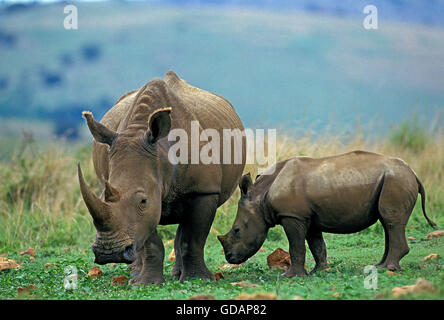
left=224, top=251, right=248, bottom=265
left=92, top=244, right=136, bottom=265
left=218, top=236, right=249, bottom=264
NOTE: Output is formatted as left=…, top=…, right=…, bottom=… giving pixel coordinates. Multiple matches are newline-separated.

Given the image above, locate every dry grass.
left=1, top=122, right=443, bottom=250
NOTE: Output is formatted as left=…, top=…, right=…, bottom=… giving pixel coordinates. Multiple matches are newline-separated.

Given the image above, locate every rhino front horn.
left=77, top=163, right=110, bottom=226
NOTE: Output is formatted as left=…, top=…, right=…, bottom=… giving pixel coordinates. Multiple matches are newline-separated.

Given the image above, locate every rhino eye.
left=233, top=226, right=240, bottom=235
left=138, top=199, right=147, bottom=214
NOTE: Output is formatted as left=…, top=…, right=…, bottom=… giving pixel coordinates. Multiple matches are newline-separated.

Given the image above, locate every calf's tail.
left=415, top=176, right=437, bottom=228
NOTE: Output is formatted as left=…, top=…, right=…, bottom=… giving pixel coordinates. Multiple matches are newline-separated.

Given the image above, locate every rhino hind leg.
left=178, top=194, right=219, bottom=282
left=375, top=220, right=390, bottom=268
left=129, top=231, right=165, bottom=285
left=376, top=223, right=409, bottom=271
left=376, top=175, right=415, bottom=270
left=306, top=229, right=328, bottom=274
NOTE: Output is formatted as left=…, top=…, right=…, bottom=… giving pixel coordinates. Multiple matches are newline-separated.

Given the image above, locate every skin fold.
left=78, top=70, right=246, bottom=285
left=218, top=151, right=436, bottom=276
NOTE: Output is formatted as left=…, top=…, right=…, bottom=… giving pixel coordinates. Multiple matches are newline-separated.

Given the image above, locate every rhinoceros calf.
left=218, top=151, right=436, bottom=277
left=78, top=71, right=245, bottom=284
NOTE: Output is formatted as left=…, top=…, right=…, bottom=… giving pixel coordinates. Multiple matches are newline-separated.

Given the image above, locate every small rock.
left=427, top=230, right=444, bottom=240
left=391, top=279, right=436, bottom=298
left=421, top=253, right=440, bottom=262
left=168, top=248, right=175, bottom=262
left=218, top=263, right=245, bottom=269
left=233, top=292, right=276, bottom=300
left=111, top=275, right=128, bottom=286
left=17, top=284, right=36, bottom=296
left=88, top=265, right=103, bottom=279
left=20, top=248, right=35, bottom=257
left=386, top=270, right=401, bottom=276
left=214, top=271, right=225, bottom=281
left=267, top=248, right=291, bottom=271
left=0, top=257, right=20, bottom=271
left=230, top=281, right=259, bottom=288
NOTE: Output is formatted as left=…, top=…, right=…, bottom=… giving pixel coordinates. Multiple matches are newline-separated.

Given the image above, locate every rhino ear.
left=146, top=107, right=172, bottom=144
left=239, top=173, right=253, bottom=197
left=82, top=111, right=117, bottom=146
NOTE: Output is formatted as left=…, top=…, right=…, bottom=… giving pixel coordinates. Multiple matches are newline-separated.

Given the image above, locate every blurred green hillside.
left=1, top=2, right=443, bottom=142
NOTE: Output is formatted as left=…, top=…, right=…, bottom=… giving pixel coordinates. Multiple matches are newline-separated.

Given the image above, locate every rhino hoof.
left=129, top=275, right=165, bottom=286
left=179, top=270, right=215, bottom=283
left=282, top=269, right=308, bottom=278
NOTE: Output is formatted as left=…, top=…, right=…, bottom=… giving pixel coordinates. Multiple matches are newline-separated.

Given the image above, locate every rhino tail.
left=415, top=175, right=437, bottom=228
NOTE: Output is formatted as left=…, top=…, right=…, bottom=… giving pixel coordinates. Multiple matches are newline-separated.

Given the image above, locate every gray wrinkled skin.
left=218, top=151, right=436, bottom=277
left=79, top=71, right=246, bottom=285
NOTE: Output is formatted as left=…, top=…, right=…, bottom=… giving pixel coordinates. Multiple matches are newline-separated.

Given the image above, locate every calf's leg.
left=377, top=174, right=415, bottom=270
left=306, top=229, right=328, bottom=274
left=281, top=217, right=309, bottom=277
left=377, top=223, right=409, bottom=270
left=375, top=220, right=389, bottom=267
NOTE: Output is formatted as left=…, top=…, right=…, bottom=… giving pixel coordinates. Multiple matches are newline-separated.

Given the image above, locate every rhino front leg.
left=130, top=231, right=165, bottom=285
left=127, top=253, right=143, bottom=278
left=178, top=194, right=218, bottom=282
left=171, top=225, right=183, bottom=280
left=281, top=217, right=309, bottom=277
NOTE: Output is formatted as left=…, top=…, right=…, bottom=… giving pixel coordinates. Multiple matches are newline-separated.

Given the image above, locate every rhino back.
left=267, top=151, right=416, bottom=232
left=163, top=71, right=246, bottom=204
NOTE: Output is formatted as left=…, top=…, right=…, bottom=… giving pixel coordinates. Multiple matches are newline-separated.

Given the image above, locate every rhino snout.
left=92, top=243, right=135, bottom=265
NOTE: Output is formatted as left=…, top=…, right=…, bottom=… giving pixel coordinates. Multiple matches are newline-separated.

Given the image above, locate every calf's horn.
left=78, top=164, right=109, bottom=225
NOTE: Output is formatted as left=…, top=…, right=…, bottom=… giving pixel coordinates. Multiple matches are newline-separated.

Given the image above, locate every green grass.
left=0, top=125, right=443, bottom=300
left=0, top=219, right=443, bottom=300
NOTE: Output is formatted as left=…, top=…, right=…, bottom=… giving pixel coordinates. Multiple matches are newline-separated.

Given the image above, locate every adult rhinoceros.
left=78, top=71, right=246, bottom=284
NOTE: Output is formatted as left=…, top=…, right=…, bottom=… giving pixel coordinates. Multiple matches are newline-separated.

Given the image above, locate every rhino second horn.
left=82, top=111, right=118, bottom=146
left=105, top=181, right=120, bottom=202
left=78, top=163, right=110, bottom=225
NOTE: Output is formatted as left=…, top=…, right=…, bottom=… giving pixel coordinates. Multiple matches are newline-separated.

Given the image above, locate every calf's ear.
left=146, top=107, right=172, bottom=144
left=239, top=173, right=253, bottom=197
left=82, top=111, right=117, bottom=146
